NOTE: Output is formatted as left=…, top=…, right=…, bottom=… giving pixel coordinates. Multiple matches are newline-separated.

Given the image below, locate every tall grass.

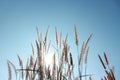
left=98, top=53, right=115, bottom=80
left=7, top=26, right=115, bottom=80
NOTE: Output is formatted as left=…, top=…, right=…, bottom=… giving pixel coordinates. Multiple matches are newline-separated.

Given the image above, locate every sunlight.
left=45, top=53, right=54, bottom=68
left=44, top=50, right=58, bottom=70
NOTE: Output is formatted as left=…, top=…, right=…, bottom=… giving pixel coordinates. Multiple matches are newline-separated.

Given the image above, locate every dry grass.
left=7, top=26, right=115, bottom=80
left=74, top=25, right=78, bottom=46
left=7, top=60, right=11, bottom=80
left=98, top=53, right=115, bottom=80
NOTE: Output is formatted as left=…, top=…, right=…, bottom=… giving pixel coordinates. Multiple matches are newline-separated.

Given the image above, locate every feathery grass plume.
left=61, top=46, right=65, bottom=63
left=33, top=58, right=37, bottom=74
left=74, top=25, right=78, bottom=46
left=31, top=43, right=34, bottom=56
left=85, top=34, right=92, bottom=45
left=55, top=27, right=58, bottom=45
left=59, top=32, right=62, bottom=49
left=56, top=67, right=59, bottom=80
left=53, top=53, right=56, bottom=70
left=64, top=44, right=69, bottom=63
left=29, top=55, right=34, bottom=68
left=84, top=47, right=89, bottom=80
left=7, top=60, right=12, bottom=80
left=84, top=47, right=89, bottom=64
left=44, top=26, right=49, bottom=45
left=99, top=53, right=116, bottom=80
left=40, top=33, right=43, bottom=43
left=70, top=52, right=73, bottom=66
left=40, top=39, right=43, bottom=65
left=104, top=52, right=109, bottom=65
left=26, top=58, right=29, bottom=80
left=84, top=34, right=92, bottom=54
left=17, top=54, right=24, bottom=80
left=78, top=42, right=84, bottom=65
left=7, top=60, right=17, bottom=80
left=47, top=40, right=51, bottom=53
left=36, top=40, right=39, bottom=61
left=36, top=40, right=44, bottom=80
left=36, top=27, right=43, bottom=45
left=61, top=42, right=65, bottom=63
left=98, top=54, right=106, bottom=69
left=52, top=53, right=56, bottom=80
left=32, top=58, right=38, bottom=80
left=36, top=27, right=41, bottom=43
left=44, top=26, right=49, bottom=52
left=36, top=40, right=41, bottom=65
left=64, top=33, right=68, bottom=44
left=17, top=55, right=23, bottom=68
left=58, top=57, right=63, bottom=75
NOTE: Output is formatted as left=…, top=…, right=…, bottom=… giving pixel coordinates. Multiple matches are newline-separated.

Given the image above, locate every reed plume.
left=98, top=54, right=106, bottom=69
left=83, top=34, right=92, bottom=54
left=7, top=60, right=12, bottom=80
left=36, top=27, right=41, bottom=43
left=64, top=33, right=68, bottom=44
left=104, top=52, right=109, bottom=65
left=53, top=53, right=56, bottom=70
left=47, top=40, right=51, bottom=53
left=78, top=42, right=84, bottom=65
left=26, top=58, right=29, bottom=80
left=31, top=43, right=34, bottom=56
left=84, top=47, right=89, bottom=64
left=44, top=26, right=49, bottom=45
left=70, top=52, right=73, bottom=66
left=17, top=54, right=24, bottom=80
left=74, top=25, right=78, bottom=46
left=59, top=32, right=62, bottom=49
left=52, top=53, right=56, bottom=80
left=55, top=27, right=58, bottom=45
left=7, top=60, right=17, bottom=80
left=30, top=55, right=34, bottom=68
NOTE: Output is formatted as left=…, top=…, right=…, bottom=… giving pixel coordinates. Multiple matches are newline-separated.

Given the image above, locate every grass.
left=98, top=53, right=115, bottom=80
left=7, top=26, right=115, bottom=80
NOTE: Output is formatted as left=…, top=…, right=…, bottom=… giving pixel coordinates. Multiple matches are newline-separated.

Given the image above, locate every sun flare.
left=45, top=52, right=58, bottom=70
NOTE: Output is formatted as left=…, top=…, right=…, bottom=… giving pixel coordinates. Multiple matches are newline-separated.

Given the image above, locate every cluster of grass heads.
left=7, top=26, right=115, bottom=80
left=98, top=52, right=115, bottom=80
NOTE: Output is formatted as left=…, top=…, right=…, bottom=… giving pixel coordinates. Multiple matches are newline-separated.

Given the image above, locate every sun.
left=44, top=51, right=58, bottom=70
left=45, top=53, right=54, bottom=68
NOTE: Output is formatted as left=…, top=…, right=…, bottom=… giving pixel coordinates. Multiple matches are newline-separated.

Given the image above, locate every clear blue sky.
left=0, top=0, right=120, bottom=80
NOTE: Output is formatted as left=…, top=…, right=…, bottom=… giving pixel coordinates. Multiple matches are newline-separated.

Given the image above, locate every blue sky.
left=0, top=0, right=120, bottom=80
